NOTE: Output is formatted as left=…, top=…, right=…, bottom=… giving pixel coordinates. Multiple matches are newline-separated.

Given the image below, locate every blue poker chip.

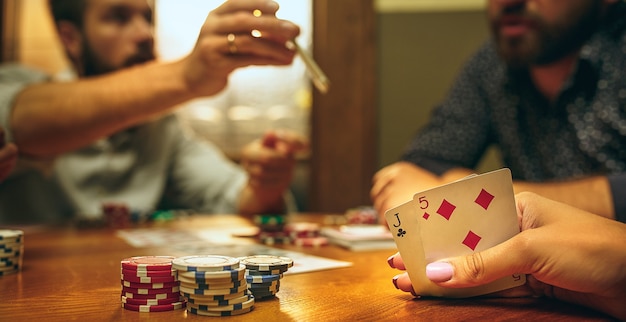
left=177, top=266, right=245, bottom=280
left=248, top=280, right=280, bottom=289
left=245, top=273, right=282, bottom=284
left=173, top=255, right=240, bottom=272
left=179, top=279, right=244, bottom=290
left=185, top=291, right=253, bottom=306
left=187, top=295, right=254, bottom=312
left=179, top=284, right=248, bottom=296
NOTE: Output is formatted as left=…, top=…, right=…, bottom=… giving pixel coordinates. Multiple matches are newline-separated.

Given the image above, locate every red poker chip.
left=121, top=268, right=176, bottom=277
left=121, top=280, right=179, bottom=289
left=121, top=256, right=175, bottom=271
left=121, top=295, right=184, bottom=306
left=121, top=291, right=181, bottom=300
left=122, top=285, right=179, bottom=295
left=121, top=274, right=177, bottom=284
left=121, top=301, right=186, bottom=312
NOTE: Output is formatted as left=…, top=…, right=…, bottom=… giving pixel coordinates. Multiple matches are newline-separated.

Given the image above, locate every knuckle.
left=463, top=252, right=486, bottom=282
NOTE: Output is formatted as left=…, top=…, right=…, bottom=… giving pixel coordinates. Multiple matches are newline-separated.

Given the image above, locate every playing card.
left=386, top=168, right=526, bottom=297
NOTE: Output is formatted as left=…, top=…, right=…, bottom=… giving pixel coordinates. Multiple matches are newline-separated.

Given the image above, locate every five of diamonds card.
left=385, top=168, right=526, bottom=297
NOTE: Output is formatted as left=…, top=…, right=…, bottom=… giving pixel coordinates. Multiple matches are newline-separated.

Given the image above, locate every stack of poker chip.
left=284, top=222, right=328, bottom=247
left=254, top=214, right=290, bottom=245
left=240, top=255, right=293, bottom=299
left=0, top=230, right=23, bottom=276
left=120, top=256, right=186, bottom=312
left=174, top=255, right=255, bottom=317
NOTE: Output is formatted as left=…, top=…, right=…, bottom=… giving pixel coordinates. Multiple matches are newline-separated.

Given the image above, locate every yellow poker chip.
left=172, top=255, right=240, bottom=272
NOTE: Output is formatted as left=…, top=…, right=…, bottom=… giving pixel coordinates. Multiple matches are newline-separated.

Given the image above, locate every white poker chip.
left=239, top=255, right=293, bottom=271
left=0, top=230, right=24, bottom=243
left=172, top=255, right=240, bottom=272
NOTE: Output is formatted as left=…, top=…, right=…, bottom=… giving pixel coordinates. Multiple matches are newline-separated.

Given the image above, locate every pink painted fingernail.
left=426, top=262, right=454, bottom=282
left=392, top=275, right=400, bottom=289
left=387, top=255, right=396, bottom=268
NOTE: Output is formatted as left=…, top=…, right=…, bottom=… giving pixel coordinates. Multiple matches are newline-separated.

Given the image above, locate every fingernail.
left=426, top=262, right=454, bottom=282
left=387, top=255, right=396, bottom=268
left=392, top=275, right=400, bottom=289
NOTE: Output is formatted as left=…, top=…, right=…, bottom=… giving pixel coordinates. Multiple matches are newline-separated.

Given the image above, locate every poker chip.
left=176, top=274, right=241, bottom=285
left=240, top=255, right=293, bottom=272
left=179, top=284, right=248, bottom=296
left=120, top=256, right=185, bottom=312
left=178, top=279, right=244, bottom=290
left=253, top=214, right=287, bottom=225
left=239, top=255, right=292, bottom=299
left=245, top=268, right=284, bottom=276
left=245, top=273, right=281, bottom=284
left=120, top=274, right=177, bottom=284
left=121, top=301, right=186, bottom=312
left=186, top=291, right=253, bottom=306
left=188, top=306, right=254, bottom=317
left=121, top=296, right=184, bottom=306
left=121, top=280, right=179, bottom=289
left=172, top=255, right=240, bottom=272
left=0, top=230, right=24, bottom=276
left=174, top=255, right=255, bottom=316
left=122, top=285, right=180, bottom=295
left=122, top=292, right=181, bottom=300
left=0, top=230, right=23, bottom=243
left=176, top=266, right=245, bottom=280
left=121, top=256, right=175, bottom=271
left=187, top=295, right=255, bottom=312
left=182, top=290, right=248, bottom=301
left=121, top=268, right=176, bottom=277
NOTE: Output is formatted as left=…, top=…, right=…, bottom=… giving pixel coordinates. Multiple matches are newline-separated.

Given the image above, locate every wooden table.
left=0, top=214, right=616, bottom=321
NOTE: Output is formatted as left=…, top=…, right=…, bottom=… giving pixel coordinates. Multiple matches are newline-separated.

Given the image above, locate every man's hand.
left=183, top=0, right=301, bottom=97
left=237, top=129, right=308, bottom=215
left=0, top=128, right=17, bottom=182
left=371, top=162, right=444, bottom=222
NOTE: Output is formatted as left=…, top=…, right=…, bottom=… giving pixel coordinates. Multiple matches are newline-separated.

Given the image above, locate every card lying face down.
left=385, top=168, right=526, bottom=297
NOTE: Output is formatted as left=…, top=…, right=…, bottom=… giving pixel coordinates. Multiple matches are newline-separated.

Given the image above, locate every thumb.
left=425, top=238, right=524, bottom=288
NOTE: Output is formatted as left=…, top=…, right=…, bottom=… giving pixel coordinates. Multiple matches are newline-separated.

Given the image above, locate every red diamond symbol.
left=436, top=199, right=456, bottom=220
left=462, top=231, right=482, bottom=251
left=422, top=212, right=430, bottom=220
left=475, top=189, right=495, bottom=210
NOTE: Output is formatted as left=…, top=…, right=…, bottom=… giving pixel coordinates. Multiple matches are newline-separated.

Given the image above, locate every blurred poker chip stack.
left=120, top=256, right=186, bottom=312
left=173, top=255, right=255, bottom=317
left=0, top=229, right=24, bottom=276
left=240, top=255, right=293, bottom=299
left=254, top=214, right=290, bottom=245
left=284, top=222, right=328, bottom=247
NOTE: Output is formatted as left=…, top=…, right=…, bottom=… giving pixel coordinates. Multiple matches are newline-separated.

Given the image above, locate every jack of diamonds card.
left=386, top=168, right=526, bottom=297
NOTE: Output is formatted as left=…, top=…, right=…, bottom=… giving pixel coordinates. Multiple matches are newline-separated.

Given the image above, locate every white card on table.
left=385, top=168, right=526, bottom=298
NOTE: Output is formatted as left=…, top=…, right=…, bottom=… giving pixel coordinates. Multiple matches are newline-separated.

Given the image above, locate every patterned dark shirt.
left=402, top=3, right=626, bottom=222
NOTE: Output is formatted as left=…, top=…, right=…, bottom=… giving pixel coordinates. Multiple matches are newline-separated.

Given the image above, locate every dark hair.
left=48, top=0, right=88, bottom=27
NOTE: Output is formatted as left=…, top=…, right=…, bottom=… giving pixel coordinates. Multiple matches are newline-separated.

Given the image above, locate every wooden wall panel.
left=310, top=0, right=377, bottom=212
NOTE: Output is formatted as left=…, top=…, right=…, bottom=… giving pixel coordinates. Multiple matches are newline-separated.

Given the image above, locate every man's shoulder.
left=0, top=63, right=49, bottom=83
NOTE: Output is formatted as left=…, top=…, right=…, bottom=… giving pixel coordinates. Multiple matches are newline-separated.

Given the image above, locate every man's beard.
left=81, top=40, right=156, bottom=77
left=491, top=1, right=602, bottom=69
